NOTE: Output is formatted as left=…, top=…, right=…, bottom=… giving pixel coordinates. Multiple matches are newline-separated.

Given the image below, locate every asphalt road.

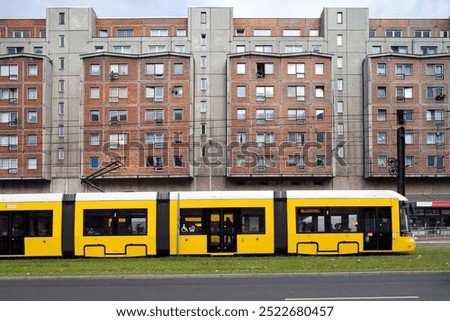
left=0, top=272, right=448, bottom=301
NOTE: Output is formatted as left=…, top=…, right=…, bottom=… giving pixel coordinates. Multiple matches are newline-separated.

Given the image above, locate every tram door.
left=362, top=207, right=392, bottom=251
left=207, top=209, right=236, bottom=253
left=0, top=213, right=25, bottom=255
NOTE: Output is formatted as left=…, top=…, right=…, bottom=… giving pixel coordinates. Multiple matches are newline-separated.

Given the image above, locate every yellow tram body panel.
left=286, top=190, right=415, bottom=255
left=0, top=194, right=63, bottom=257
left=73, top=193, right=157, bottom=257
left=169, top=191, right=275, bottom=255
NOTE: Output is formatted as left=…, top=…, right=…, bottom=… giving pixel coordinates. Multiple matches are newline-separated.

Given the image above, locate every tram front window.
left=400, top=202, right=413, bottom=236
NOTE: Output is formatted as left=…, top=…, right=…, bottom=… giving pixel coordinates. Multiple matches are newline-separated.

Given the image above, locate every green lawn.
left=0, top=247, right=448, bottom=278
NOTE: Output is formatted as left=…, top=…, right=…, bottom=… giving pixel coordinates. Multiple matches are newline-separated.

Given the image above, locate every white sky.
left=1, top=0, right=450, bottom=19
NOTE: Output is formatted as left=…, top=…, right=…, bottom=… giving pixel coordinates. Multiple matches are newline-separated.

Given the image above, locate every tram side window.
left=240, top=208, right=265, bottom=234
left=28, top=211, right=52, bottom=236
left=330, top=208, right=359, bottom=232
left=84, top=209, right=147, bottom=236
left=180, top=209, right=204, bottom=234
left=297, top=207, right=359, bottom=233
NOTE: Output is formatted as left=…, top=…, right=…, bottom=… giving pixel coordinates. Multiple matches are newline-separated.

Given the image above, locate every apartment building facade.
left=1, top=6, right=450, bottom=226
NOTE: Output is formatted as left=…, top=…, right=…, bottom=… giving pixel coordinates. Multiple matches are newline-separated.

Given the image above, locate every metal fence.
left=412, top=227, right=450, bottom=240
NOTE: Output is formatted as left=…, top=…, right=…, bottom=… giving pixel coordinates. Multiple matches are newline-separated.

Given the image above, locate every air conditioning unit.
left=109, top=71, right=119, bottom=80
left=9, top=74, right=18, bottom=80
left=435, top=74, right=444, bottom=80
left=297, top=119, right=306, bottom=124
left=8, top=168, right=18, bottom=174
left=296, top=96, right=305, bottom=101
left=256, top=95, right=266, bottom=101
left=396, top=74, right=405, bottom=80
left=9, top=145, right=17, bottom=150
left=109, top=97, right=119, bottom=103
left=9, top=98, right=18, bottom=103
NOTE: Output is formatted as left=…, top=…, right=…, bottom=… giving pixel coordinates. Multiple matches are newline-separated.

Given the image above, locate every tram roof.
left=75, top=192, right=158, bottom=201
left=0, top=193, right=64, bottom=203
left=170, top=191, right=274, bottom=200
left=286, top=190, right=408, bottom=200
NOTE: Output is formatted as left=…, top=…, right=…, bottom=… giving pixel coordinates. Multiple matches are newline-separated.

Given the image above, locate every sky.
left=1, top=0, right=450, bottom=19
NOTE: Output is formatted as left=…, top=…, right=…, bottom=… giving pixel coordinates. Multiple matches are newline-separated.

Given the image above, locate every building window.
left=377, top=132, right=387, bottom=144
left=201, top=12, right=207, bottom=24
left=90, top=64, right=100, bottom=76
left=59, top=57, right=65, bottom=70
left=237, top=132, right=246, bottom=144
left=256, top=63, right=273, bottom=78
left=315, top=63, right=324, bottom=75
left=405, top=132, right=414, bottom=145
left=337, top=34, right=343, bottom=46
left=150, top=29, right=168, bottom=37
left=256, top=109, right=274, bottom=122
left=254, top=29, right=271, bottom=36
left=421, top=46, right=437, bottom=55
left=200, top=78, right=207, bottom=90
left=58, top=125, right=64, bottom=138
left=59, top=12, right=65, bottom=25
left=237, top=63, right=246, bottom=74
left=110, top=63, right=128, bottom=76
left=28, top=88, right=37, bottom=99
left=13, top=30, right=30, bottom=38
left=287, top=63, right=305, bottom=77
left=58, top=80, right=65, bottom=93
left=337, top=57, right=343, bottom=69
left=337, top=79, right=343, bottom=91
left=117, top=29, right=134, bottom=37
left=337, top=101, right=344, bottom=114
left=174, top=156, right=184, bottom=168
left=315, top=86, right=325, bottom=98
left=59, top=35, right=65, bottom=47
left=28, top=134, right=37, bottom=146
left=175, top=45, right=185, bottom=53
left=200, top=101, right=207, bottom=113
left=391, top=46, right=408, bottom=54
left=377, top=87, right=386, bottom=99
left=200, top=56, right=207, bottom=68
left=109, top=133, right=128, bottom=149
left=0, top=64, right=18, bottom=79
left=146, top=156, right=163, bottom=168
left=316, top=155, right=325, bottom=167
left=396, top=87, right=413, bottom=101
left=287, top=86, right=305, bottom=101
left=309, top=29, right=319, bottom=37
left=316, top=109, right=325, bottom=120
left=174, top=109, right=183, bottom=121
left=236, top=45, right=246, bottom=52
left=172, top=86, right=183, bottom=97
left=58, top=148, right=65, bottom=160
left=288, top=109, right=306, bottom=122
left=428, top=156, right=444, bottom=169
left=109, top=110, right=128, bottom=123
left=176, top=29, right=187, bottom=37
left=288, top=132, right=305, bottom=145
left=237, top=109, right=246, bottom=120
left=27, top=158, right=37, bottom=170
left=114, top=46, right=132, bottom=54
left=145, top=109, right=163, bottom=122
left=415, top=30, right=431, bottom=38
left=285, top=45, right=303, bottom=53
left=201, top=34, right=207, bottom=46
left=146, top=133, right=164, bottom=147
left=426, top=110, right=444, bottom=124
left=255, top=45, right=273, bottom=53
left=174, top=63, right=184, bottom=75
left=337, top=12, right=343, bottom=24
left=90, top=157, right=99, bottom=169
left=337, top=124, right=344, bottom=136
left=90, top=133, right=100, bottom=146
left=90, top=110, right=100, bottom=122
left=146, top=63, right=164, bottom=77
left=237, top=86, right=246, bottom=98
left=372, top=46, right=382, bottom=54
left=256, top=86, right=274, bottom=100
left=201, top=123, right=206, bottom=135
left=284, top=29, right=300, bottom=36
left=378, top=155, right=387, bottom=167
left=377, top=109, right=387, bottom=121
left=146, top=86, right=164, bottom=101
left=90, top=87, right=100, bottom=99
left=109, top=87, right=128, bottom=101
left=95, top=46, right=104, bottom=52
left=377, top=63, right=386, bottom=75
left=28, top=111, right=37, bottom=124
left=28, top=64, right=38, bottom=76
left=396, top=64, right=413, bottom=78
left=386, top=30, right=402, bottom=37
left=34, top=47, right=43, bottom=55
left=427, top=86, right=445, bottom=100
left=426, top=64, right=444, bottom=78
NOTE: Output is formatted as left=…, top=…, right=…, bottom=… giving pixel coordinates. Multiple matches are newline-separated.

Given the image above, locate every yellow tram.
left=0, top=190, right=416, bottom=257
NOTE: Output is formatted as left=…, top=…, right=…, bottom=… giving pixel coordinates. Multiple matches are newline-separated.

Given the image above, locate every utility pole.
left=397, top=126, right=406, bottom=196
